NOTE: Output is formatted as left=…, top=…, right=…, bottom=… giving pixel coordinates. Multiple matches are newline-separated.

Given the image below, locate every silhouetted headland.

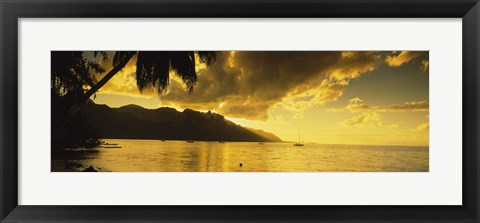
left=79, top=100, right=282, bottom=142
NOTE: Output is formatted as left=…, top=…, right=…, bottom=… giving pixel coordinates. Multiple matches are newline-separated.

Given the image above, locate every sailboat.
left=161, top=129, right=166, bottom=141
left=293, top=132, right=304, bottom=146
left=186, top=131, right=194, bottom=143
left=218, top=131, right=225, bottom=143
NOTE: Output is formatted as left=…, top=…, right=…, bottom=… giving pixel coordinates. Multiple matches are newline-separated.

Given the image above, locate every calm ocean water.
left=53, top=139, right=429, bottom=172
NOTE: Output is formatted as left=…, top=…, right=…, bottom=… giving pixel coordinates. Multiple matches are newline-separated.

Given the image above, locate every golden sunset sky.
left=86, top=51, right=429, bottom=146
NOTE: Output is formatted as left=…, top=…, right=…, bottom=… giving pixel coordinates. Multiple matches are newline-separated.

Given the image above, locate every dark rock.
left=83, top=165, right=98, bottom=172
left=64, top=161, right=83, bottom=170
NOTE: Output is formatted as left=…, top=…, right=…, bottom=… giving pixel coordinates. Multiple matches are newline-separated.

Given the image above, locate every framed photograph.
left=1, top=0, right=478, bottom=222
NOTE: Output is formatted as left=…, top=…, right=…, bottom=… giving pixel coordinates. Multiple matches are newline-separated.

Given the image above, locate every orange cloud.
left=385, top=51, right=424, bottom=67
left=342, top=111, right=400, bottom=128
left=343, top=112, right=383, bottom=127
left=421, top=60, right=429, bottom=72
left=413, top=122, right=429, bottom=132
left=346, top=97, right=370, bottom=112
left=379, top=101, right=429, bottom=112
left=344, top=97, right=428, bottom=113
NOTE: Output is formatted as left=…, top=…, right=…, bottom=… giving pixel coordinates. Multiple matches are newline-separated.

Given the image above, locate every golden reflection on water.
left=56, top=139, right=429, bottom=172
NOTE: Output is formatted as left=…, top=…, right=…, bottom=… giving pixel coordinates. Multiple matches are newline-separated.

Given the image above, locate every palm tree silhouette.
left=51, top=51, right=108, bottom=152
left=51, top=51, right=107, bottom=99
left=71, top=51, right=216, bottom=111
left=52, top=51, right=217, bottom=140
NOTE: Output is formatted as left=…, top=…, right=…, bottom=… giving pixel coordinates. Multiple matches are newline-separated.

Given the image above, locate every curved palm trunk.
left=82, top=51, right=138, bottom=108
left=53, top=51, right=137, bottom=140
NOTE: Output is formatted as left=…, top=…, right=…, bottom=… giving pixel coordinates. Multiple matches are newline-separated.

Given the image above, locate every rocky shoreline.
left=52, top=160, right=106, bottom=172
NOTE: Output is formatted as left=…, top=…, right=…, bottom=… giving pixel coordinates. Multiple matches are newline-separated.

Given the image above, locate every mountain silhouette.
left=80, top=100, right=282, bottom=142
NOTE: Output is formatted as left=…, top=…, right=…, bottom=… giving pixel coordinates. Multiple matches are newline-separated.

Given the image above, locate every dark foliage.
left=51, top=52, right=106, bottom=155
left=116, top=51, right=217, bottom=93
left=51, top=90, right=102, bottom=156
left=51, top=51, right=106, bottom=99
left=51, top=51, right=218, bottom=154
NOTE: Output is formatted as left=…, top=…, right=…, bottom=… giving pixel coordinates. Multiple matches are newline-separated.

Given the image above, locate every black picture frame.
left=1, top=0, right=479, bottom=222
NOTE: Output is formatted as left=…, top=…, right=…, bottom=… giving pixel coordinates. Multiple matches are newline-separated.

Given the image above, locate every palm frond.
left=93, top=51, right=109, bottom=62
left=134, top=51, right=218, bottom=94
left=170, top=51, right=196, bottom=93
left=136, top=52, right=170, bottom=93
left=197, top=51, right=218, bottom=65
left=113, top=51, right=136, bottom=67
left=51, top=51, right=102, bottom=97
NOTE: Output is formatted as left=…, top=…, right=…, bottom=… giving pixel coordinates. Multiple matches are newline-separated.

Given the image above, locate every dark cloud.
left=160, top=51, right=384, bottom=120
left=87, top=51, right=427, bottom=120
